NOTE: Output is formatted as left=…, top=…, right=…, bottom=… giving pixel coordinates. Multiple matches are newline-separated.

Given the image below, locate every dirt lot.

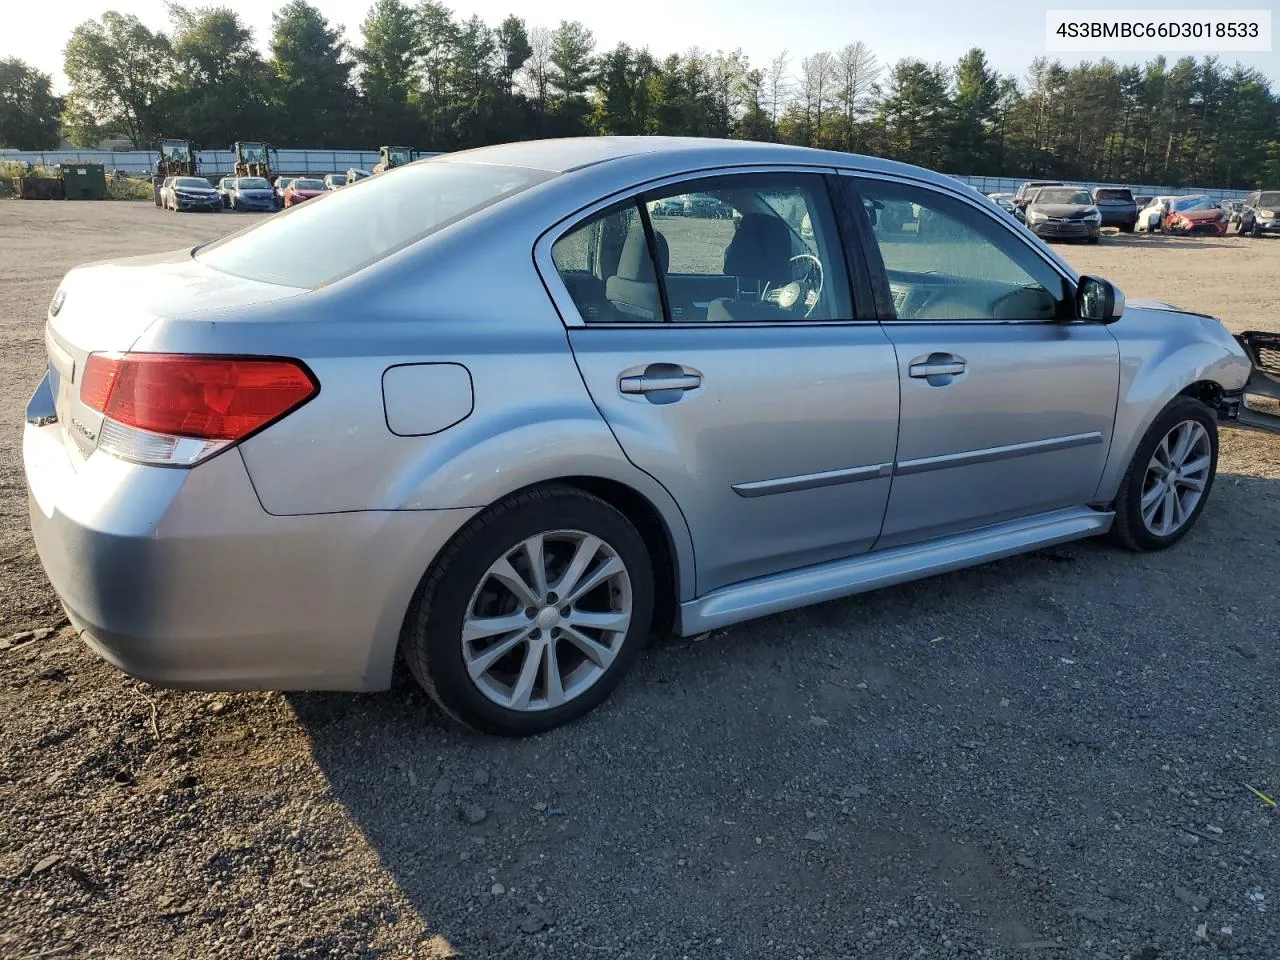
left=1, top=202, right=1278, bottom=960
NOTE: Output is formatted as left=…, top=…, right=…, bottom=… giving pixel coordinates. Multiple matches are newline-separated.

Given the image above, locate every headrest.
left=616, top=225, right=670, bottom=282
left=723, top=214, right=791, bottom=282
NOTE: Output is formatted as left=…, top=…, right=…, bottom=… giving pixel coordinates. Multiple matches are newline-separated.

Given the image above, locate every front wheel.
left=400, top=486, right=655, bottom=736
left=1110, top=396, right=1218, bottom=551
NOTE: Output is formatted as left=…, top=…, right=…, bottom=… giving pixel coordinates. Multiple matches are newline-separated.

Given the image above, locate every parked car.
left=273, top=176, right=296, bottom=206
left=1237, top=190, right=1280, bottom=237
left=346, top=168, right=372, bottom=184
left=985, top=192, right=1017, bottom=214
left=1022, top=186, right=1101, bottom=242
left=1163, top=195, right=1228, bottom=236
left=1012, top=180, right=1064, bottom=216
left=324, top=173, right=348, bottom=190
left=1221, top=198, right=1245, bottom=226
left=648, top=196, right=685, bottom=217
left=1133, top=195, right=1154, bottom=209
left=216, top=176, right=236, bottom=208
left=227, top=176, right=277, bottom=212
left=24, top=138, right=1252, bottom=736
left=160, top=175, right=221, bottom=212
left=283, top=177, right=327, bottom=207
left=1091, top=187, right=1138, bottom=232
left=1135, top=196, right=1178, bottom=233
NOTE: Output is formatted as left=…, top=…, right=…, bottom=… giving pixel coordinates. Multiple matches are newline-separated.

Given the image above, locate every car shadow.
left=1099, top=232, right=1238, bottom=250
left=289, top=459, right=1280, bottom=956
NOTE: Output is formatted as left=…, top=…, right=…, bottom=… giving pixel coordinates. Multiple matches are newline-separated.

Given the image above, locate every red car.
left=283, top=178, right=327, bottom=207
left=1163, top=196, right=1228, bottom=235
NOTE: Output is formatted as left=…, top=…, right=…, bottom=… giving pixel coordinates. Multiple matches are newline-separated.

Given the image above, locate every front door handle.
left=619, top=373, right=702, bottom=394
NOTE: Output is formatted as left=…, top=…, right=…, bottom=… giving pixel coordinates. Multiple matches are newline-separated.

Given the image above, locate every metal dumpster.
left=59, top=163, right=108, bottom=200
left=11, top=177, right=65, bottom=200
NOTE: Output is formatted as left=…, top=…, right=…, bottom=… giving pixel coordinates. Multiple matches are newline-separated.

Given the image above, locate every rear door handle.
left=619, top=373, right=702, bottom=394
left=909, top=361, right=966, bottom=378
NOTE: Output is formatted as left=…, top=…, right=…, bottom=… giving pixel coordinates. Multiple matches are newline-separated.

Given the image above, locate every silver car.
left=24, top=138, right=1252, bottom=736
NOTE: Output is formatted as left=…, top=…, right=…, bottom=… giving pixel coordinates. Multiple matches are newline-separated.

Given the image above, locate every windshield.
left=1258, top=192, right=1280, bottom=207
left=237, top=178, right=270, bottom=189
left=293, top=179, right=326, bottom=190
left=175, top=178, right=210, bottom=189
left=1094, top=189, right=1132, bottom=201
left=1036, top=188, right=1092, bottom=205
left=197, top=161, right=552, bottom=288
left=1173, top=196, right=1214, bottom=211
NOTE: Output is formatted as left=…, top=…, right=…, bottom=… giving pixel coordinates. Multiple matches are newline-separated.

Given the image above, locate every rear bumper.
left=23, top=415, right=477, bottom=691
left=1098, top=210, right=1136, bottom=227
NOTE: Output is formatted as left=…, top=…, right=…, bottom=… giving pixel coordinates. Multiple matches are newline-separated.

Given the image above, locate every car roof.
left=431, top=136, right=961, bottom=187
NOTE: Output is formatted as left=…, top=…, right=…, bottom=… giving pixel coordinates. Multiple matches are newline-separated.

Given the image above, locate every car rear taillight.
left=80, top=353, right=317, bottom=466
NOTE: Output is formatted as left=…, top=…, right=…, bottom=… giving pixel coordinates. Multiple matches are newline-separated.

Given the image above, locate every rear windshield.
left=196, top=161, right=551, bottom=287
left=1094, top=188, right=1133, bottom=201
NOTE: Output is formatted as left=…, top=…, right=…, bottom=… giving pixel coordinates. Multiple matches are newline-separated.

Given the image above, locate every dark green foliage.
left=49, top=7, right=1280, bottom=186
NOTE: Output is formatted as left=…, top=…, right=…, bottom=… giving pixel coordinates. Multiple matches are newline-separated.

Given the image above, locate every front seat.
left=706, top=214, right=793, bottom=322
left=605, top=226, right=669, bottom=321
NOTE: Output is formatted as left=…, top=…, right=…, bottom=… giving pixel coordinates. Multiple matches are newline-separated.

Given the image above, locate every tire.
left=1110, top=396, right=1219, bottom=552
left=1121, top=222, right=1134, bottom=233
left=400, top=486, right=655, bottom=736
left=1087, top=235, right=1099, bottom=244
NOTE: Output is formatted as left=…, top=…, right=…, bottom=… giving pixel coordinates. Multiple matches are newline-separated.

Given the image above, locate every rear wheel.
left=400, top=486, right=655, bottom=736
left=1110, top=396, right=1218, bottom=552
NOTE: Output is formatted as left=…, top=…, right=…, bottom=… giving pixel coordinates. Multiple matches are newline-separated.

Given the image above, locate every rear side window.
left=552, top=203, right=653, bottom=322
left=197, top=161, right=552, bottom=288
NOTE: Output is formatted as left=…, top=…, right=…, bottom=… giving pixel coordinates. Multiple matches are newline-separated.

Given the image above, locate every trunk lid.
left=45, top=249, right=306, bottom=465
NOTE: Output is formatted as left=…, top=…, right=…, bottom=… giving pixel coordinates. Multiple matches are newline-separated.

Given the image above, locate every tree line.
left=2, top=1, right=1278, bottom=188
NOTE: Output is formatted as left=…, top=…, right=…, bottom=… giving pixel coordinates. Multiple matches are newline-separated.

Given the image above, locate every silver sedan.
left=24, top=138, right=1252, bottom=735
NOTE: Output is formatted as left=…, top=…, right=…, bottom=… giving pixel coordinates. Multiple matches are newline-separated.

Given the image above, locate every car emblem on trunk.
left=50, top=288, right=66, bottom=316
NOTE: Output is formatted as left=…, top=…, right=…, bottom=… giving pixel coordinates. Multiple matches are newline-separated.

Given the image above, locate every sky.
left=3, top=0, right=1276, bottom=94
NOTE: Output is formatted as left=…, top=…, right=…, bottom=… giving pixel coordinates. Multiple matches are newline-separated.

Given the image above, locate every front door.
left=848, top=174, right=1120, bottom=548
left=546, top=170, right=900, bottom=594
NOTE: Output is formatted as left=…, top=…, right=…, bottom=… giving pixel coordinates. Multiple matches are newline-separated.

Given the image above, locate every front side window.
left=551, top=172, right=852, bottom=324
left=856, top=178, right=1068, bottom=322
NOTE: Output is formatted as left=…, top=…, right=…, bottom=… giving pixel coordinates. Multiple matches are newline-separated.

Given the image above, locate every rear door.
left=844, top=173, right=1120, bottom=549
left=541, top=169, right=901, bottom=595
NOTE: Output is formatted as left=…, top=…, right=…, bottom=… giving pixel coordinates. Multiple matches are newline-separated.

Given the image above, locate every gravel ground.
left=1, top=202, right=1278, bottom=960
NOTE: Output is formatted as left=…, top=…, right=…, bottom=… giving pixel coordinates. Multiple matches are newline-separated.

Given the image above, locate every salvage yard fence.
left=0, top=149, right=1254, bottom=201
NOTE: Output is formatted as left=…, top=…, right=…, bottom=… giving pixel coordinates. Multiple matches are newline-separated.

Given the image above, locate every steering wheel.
left=765, top=254, right=825, bottom=318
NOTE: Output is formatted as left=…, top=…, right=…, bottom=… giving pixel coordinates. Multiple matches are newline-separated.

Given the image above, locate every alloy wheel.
left=462, top=530, right=632, bottom=712
left=1140, top=419, right=1212, bottom=536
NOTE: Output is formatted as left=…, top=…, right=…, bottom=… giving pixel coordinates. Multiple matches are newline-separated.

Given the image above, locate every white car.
left=1136, top=196, right=1178, bottom=233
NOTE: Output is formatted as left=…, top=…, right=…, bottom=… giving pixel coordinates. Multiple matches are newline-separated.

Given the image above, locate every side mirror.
left=1076, top=275, right=1125, bottom=323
